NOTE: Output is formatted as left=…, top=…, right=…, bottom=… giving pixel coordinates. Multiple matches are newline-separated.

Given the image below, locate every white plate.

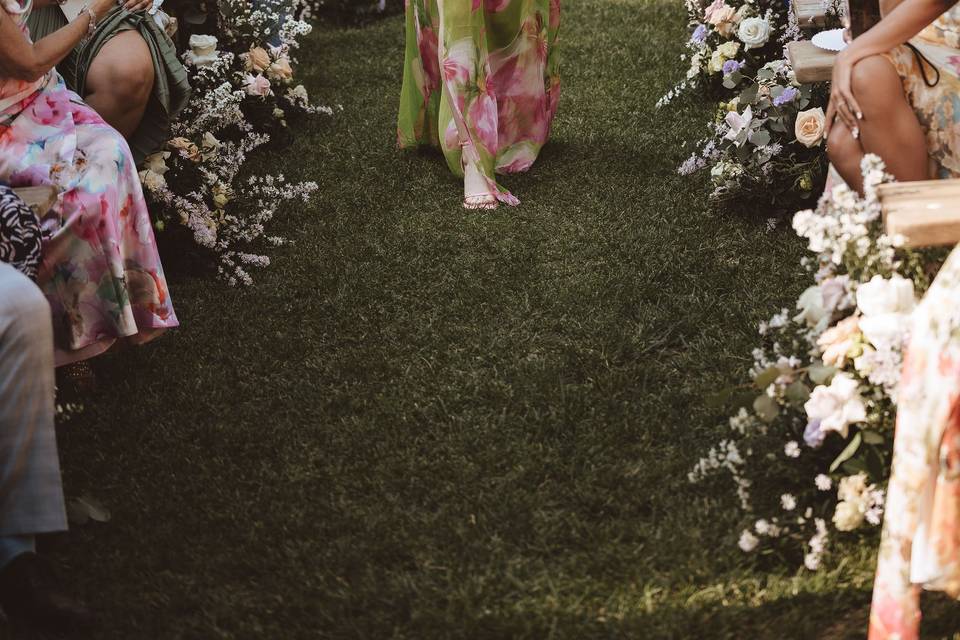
left=811, top=28, right=848, bottom=52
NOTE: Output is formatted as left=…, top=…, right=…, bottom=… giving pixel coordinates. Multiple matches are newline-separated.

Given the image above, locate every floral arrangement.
left=688, top=156, right=945, bottom=569
left=665, top=0, right=842, bottom=206
left=660, top=0, right=792, bottom=103
left=678, top=58, right=829, bottom=205
left=140, top=0, right=326, bottom=285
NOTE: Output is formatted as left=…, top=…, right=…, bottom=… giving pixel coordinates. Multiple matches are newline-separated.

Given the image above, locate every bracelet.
left=82, top=5, right=97, bottom=40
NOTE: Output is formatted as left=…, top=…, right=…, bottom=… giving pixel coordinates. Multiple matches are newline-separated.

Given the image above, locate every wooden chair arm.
left=786, top=40, right=837, bottom=84
left=881, top=179, right=960, bottom=248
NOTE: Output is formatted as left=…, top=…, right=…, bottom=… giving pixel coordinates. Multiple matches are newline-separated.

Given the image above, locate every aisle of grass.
left=33, top=1, right=960, bottom=638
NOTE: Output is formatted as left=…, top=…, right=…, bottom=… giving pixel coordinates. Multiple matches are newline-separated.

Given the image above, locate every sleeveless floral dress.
left=0, top=0, right=177, bottom=366
left=397, top=0, right=562, bottom=206
left=884, top=4, right=960, bottom=178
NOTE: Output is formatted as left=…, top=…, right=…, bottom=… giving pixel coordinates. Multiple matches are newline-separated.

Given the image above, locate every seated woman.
left=824, top=0, right=959, bottom=193
left=0, top=0, right=178, bottom=366
left=27, top=0, right=189, bottom=165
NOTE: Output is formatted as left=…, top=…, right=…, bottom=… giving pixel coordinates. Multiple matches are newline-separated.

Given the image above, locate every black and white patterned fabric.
left=0, top=184, right=42, bottom=281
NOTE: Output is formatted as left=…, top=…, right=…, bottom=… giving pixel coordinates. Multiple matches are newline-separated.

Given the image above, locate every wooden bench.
left=881, top=179, right=960, bottom=247
left=12, top=186, right=58, bottom=217
left=793, top=0, right=827, bottom=28
left=787, top=40, right=837, bottom=83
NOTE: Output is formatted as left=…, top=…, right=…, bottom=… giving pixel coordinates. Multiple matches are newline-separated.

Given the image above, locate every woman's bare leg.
left=827, top=53, right=929, bottom=193
left=83, top=31, right=155, bottom=139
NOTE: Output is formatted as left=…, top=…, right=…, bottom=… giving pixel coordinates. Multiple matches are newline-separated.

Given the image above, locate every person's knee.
left=827, top=121, right=860, bottom=169
left=849, top=55, right=899, bottom=108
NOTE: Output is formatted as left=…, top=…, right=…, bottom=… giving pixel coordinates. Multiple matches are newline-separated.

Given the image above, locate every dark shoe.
left=0, top=552, right=96, bottom=633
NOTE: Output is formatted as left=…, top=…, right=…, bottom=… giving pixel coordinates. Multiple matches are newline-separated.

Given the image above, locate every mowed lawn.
left=29, top=1, right=960, bottom=638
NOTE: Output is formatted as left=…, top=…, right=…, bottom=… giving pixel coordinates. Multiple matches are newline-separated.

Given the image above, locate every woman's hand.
left=122, top=0, right=153, bottom=11
left=824, top=48, right=864, bottom=140
left=89, top=0, right=120, bottom=18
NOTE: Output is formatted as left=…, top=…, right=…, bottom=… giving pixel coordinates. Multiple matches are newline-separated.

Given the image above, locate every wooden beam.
left=12, top=186, right=58, bottom=217
left=881, top=179, right=960, bottom=248
left=793, top=0, right=826, bottom=27
left=787, top=40, right=836, bottom=83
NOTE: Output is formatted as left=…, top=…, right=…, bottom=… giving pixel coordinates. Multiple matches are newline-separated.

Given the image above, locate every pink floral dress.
left=397, top=0, right=562, bottom=205
left=0, top=0, right=177, bottom=366
left=868, top=246, right=960, bottom=639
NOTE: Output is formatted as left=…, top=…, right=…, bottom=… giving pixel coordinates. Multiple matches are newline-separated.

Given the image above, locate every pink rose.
left=243, top=73, right=272, bottom=97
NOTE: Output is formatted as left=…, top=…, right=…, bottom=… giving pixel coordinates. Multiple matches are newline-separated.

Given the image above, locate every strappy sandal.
left=462, top=150, right=498, bottom=211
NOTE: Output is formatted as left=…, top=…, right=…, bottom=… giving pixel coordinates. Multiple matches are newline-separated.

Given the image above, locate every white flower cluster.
left=689, top=439, right=752, bottom=509
left=687, top=156, right=932, bottom=571
left=832, top=473, right=885, bottom=531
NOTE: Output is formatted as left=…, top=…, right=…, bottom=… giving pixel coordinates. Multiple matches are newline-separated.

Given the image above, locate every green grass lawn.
left=25, top=0, right=960, bottom=638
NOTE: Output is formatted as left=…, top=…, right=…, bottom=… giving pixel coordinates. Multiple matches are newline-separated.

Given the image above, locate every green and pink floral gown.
left=398, top=0, right=561, bottom=205
left=1, top=0, right=177, bottom=366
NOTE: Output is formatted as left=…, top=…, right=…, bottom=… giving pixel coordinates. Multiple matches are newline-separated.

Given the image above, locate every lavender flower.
left=803, top=420, right=825, bottom=448
left=722, top=59, right=742, bottom=75
left=773, top=86, right=799, bottom=107
left=691, top=24, right=708, bottom=43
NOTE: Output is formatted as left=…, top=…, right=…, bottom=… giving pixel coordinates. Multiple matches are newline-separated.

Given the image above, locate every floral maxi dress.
left=397, top=0, right=562, bottom=205
left=0, top=0, right=177, bottom=366
left=868, top=246, right=960, bottom=639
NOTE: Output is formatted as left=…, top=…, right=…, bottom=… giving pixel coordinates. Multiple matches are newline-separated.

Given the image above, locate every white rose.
left=139, top=169, right=167, bottom=193
left=795, top=108, right=826, bottom=148
left=794, top=285, right=827, bottom=327
left=832, top=500, right=865, bottom=531
left=737, top=17, right=771, bottom=50
left=837, top=473, right=869, bottom=502
left=803, top=373, right=867, bottom=438
left=859, top=314, right=907, bottom=351
left=856, top=274, right=916, bottom=317
left=188, top=35, right=219, bottom=67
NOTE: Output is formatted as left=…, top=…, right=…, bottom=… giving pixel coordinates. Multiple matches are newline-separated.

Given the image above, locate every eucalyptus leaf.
left=842, top=458, right=868, bottom=475
left=808, top=362, right=837, bottom=385
left=750, top=129, right=771, bottom=147
left=753, top=366, right=781, bottom=389
left=830, top=432, right=862, bottom=473
left=785, top=381, right=811, bottom=403
left=753, top=394, right=779, bottom=423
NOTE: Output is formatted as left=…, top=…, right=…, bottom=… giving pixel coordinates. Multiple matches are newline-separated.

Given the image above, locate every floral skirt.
left=397, top=0, right=561, bottom=205
left=885, top=41, right=960, bottom=179
left=0, top=76, right=178, bottom=366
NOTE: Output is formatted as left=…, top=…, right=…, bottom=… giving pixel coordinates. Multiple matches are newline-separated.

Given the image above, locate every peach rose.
left=243, top=46, right=271, bottom=73
left=817, top=315, right=861, bottom=367
left=795, top=107, right=826, bottom=147
left=267, top=57, right=293, bottom=81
